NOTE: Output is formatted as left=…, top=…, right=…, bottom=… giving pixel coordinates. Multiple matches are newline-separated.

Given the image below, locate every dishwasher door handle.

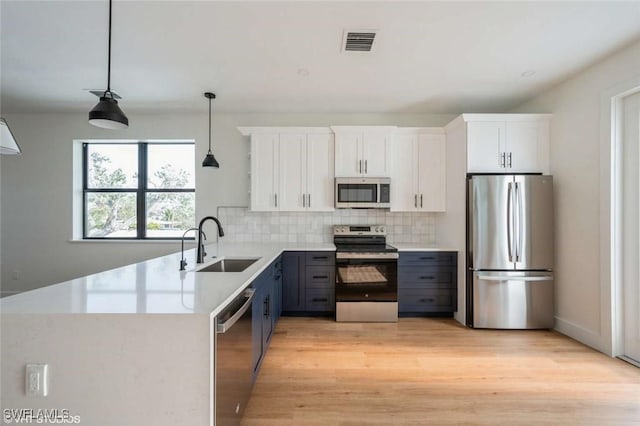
left=216, top=289, right=256, bottom=334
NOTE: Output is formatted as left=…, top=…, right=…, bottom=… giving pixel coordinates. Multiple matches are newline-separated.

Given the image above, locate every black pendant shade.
left=89, top=94, right=129, bottom=129
left=202, top=152, right=219, bottom=168
left=89, top=0, right=128, bottom=130
left=202, top=92, right=219, bottom=168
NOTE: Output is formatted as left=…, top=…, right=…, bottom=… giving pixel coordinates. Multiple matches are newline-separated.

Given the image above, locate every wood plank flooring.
left=242, top=317, right=640, bottom=425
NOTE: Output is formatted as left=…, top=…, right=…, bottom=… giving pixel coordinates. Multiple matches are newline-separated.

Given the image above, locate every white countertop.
left=392, top=243, right=458, bottom=252
left=0, top=242, right=335, bottom=317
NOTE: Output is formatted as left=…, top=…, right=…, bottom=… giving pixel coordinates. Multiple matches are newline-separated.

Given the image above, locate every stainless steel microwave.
left=335, top=177, right=391, bottom=209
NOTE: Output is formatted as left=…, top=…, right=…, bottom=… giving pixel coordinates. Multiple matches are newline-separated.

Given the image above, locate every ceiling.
left=2, top=1, right=640, bottom=114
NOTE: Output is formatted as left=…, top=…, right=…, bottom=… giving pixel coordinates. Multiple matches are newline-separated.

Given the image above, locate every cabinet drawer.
left=398, top=266, right=456, bottom=287
left=398, top=288, right=456, bottom=313
left=306, top=252, right=335, bottom=266
left=305, top=266, right=335, bottom=289
left=305, top=289, right=334, bottom=312
left=399, top=251, right=456, bottom=266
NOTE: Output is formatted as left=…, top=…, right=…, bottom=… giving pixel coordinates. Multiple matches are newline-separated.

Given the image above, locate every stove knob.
left=379, top=226, right=385, bottom=233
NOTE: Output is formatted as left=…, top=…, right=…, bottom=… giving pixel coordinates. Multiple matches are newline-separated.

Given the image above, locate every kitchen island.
left=0, top=242, right=334, bottom=426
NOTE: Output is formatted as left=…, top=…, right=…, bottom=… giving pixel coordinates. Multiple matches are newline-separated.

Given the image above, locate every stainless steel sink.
left=196, top=258, right=260, bottom=273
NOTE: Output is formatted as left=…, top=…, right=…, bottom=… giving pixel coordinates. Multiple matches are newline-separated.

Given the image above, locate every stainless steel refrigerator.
left=467, top=175, right=554, bottom=329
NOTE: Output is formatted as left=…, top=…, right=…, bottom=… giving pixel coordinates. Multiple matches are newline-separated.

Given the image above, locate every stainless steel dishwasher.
left=215, top=288, right=255, bottom=425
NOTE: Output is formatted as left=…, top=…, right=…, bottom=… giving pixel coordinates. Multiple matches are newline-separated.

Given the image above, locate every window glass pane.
left=146, top=192, right=195, bottom=237
left=87, top=144, right=138, bottom=188
left=147, top=144, right=195, bottom=189
left=86, top=192, right=137, bottom=237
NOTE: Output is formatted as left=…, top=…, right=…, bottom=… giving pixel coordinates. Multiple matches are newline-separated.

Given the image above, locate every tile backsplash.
left=217, top=207, right=437, bottom=244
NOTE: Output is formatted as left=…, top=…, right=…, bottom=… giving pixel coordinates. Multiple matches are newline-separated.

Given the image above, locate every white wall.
left=510, top=39, right=640, bottom=354
left=0, top=111, right=455, bottom=295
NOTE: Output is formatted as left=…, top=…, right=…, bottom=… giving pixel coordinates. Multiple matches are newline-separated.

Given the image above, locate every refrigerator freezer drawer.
left=473, top=272, right=554, bottom=329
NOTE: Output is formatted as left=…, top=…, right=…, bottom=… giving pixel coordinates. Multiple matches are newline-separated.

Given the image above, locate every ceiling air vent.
left=342, top=30, right=378, bottom=52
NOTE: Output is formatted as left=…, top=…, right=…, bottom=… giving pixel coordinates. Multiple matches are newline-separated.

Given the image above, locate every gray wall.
left=0, top=111, right=454, bottom=294
left=510, top=39, right=640, bottom=354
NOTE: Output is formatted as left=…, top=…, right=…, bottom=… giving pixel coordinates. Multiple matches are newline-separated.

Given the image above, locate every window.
left=83, top=142, right=195, bottom=239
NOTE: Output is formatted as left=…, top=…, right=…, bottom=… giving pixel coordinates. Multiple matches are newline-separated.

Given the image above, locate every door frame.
left=603, top=77, right=640, bottom=358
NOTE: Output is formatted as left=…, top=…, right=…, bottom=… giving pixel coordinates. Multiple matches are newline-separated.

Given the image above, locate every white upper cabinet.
left=390, top=129, right=446, bottom=212
left=305, top=133, right=335, bottom=211
left=331, top=126, right=396, bottom=177
left=250, top=133, right=279, bottom=211
left=278, top=133, right=307, bottom=212
left=460, top=114, right=551, bottom=173
left=239, top=127, right=334, bottom=212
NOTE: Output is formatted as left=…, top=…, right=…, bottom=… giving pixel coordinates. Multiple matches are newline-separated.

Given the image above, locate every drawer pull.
left=313, top=275, right=329, bottom=279
left=419, top=276, right=435, bottom=280
left=419, top=257, right=435, bottom=261
left=312, top=256, right=329, bottom=260
left=419, top=298, right=435, bottom=303
left=312, top=298, right=328, bottom=302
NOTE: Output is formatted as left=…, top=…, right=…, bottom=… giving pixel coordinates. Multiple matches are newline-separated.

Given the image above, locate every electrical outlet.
left=25, top=364, right=48, bottom=397
left=12, top=270, right=19, bottom=280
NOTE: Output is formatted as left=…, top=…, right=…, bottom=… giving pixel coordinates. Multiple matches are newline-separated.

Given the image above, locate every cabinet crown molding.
left=238, top=126, right=332, bottom=136
left=394, top=127, right=445, bottom=135
left=330, top=125, right=397, bottom=134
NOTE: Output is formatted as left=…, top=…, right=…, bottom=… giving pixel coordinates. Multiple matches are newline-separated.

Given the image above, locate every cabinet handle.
left=312, top=298, right=328, bottom=303
left=264, top=297, right=269, bottom=318
left=414, top=194, right=417, bottom=208
left=313, top=275, right=329, bottom=279
left=419, top=298, right=435, bottom=303
left=365, top=160, right=368, bottom=174
left=302, top=193, right=306, bottom=207
left=420, top=194, right=423, bottom=208
left=419, top=257, right=435, bottom=261
left=508, top=152, right=512, bottom=168
left=419, top=276, right=435, bottom=280
left=312, top=256, right=329, bottom=260
left=359, top=160, right=362, bottom=174
left=308, top=194, right=311, bottom=208
left=275, top=193, right=278, bottom=208
left=500, top=152, right=506, bottom=168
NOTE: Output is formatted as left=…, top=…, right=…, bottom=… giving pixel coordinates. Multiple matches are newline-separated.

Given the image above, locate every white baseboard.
left=554, top=316, right=610, bottom=355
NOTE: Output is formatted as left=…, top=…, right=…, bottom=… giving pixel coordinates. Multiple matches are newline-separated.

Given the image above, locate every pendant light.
left=0, top=118, right=21, bottom=155
left=88, top=0, right=129, bottom=130
left=202, top=92, right=219, bottom=168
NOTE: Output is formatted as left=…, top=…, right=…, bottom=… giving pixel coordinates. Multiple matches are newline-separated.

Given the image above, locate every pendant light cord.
left=208, top=97, right=212, bottom=154
left=106, top=0, right=112, bottom=95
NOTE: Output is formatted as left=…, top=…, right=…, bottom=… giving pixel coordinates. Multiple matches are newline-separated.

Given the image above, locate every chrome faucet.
left=197, top=216, right=225, bottom=264
left=179, top=228, right=206, bottom=271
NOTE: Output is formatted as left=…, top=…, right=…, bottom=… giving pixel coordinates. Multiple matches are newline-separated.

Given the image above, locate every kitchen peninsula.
left=1, top=241, right=335, bottom=426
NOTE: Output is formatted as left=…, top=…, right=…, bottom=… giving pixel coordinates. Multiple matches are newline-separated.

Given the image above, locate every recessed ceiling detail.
left=342, top=30, right=377, bottom=52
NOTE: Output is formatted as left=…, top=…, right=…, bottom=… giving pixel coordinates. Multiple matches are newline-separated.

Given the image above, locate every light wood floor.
left=242, top=317, right=640, bottom=425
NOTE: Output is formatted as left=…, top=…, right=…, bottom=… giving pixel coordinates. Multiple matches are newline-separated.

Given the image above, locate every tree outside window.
left=83, top=142, right=195, bottom=239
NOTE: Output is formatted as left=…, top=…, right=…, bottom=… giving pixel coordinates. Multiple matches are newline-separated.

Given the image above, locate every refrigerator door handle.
left=515, top=182, right=523, bottom=263
left=477, top=275, right=554, bottom=282
left=507, top=182, right=513, bottom=262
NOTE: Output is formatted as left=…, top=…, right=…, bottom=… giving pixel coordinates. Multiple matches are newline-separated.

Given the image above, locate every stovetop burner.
left=335, top=243, right=398, bottom=253
left=333, top=225, right=397, bottom=254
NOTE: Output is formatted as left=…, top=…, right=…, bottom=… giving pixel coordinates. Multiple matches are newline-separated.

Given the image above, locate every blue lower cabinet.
left=251, top=257, right=281, bottom=381
left=398, top=251, right=458, bottom=315
left=282, top=252, right=306, bottom=312
left=282, top=251, right=335, bottom=314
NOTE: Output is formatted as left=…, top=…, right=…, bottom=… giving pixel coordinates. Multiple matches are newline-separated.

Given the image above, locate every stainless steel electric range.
left=333, top=225, right=398, bottom=322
